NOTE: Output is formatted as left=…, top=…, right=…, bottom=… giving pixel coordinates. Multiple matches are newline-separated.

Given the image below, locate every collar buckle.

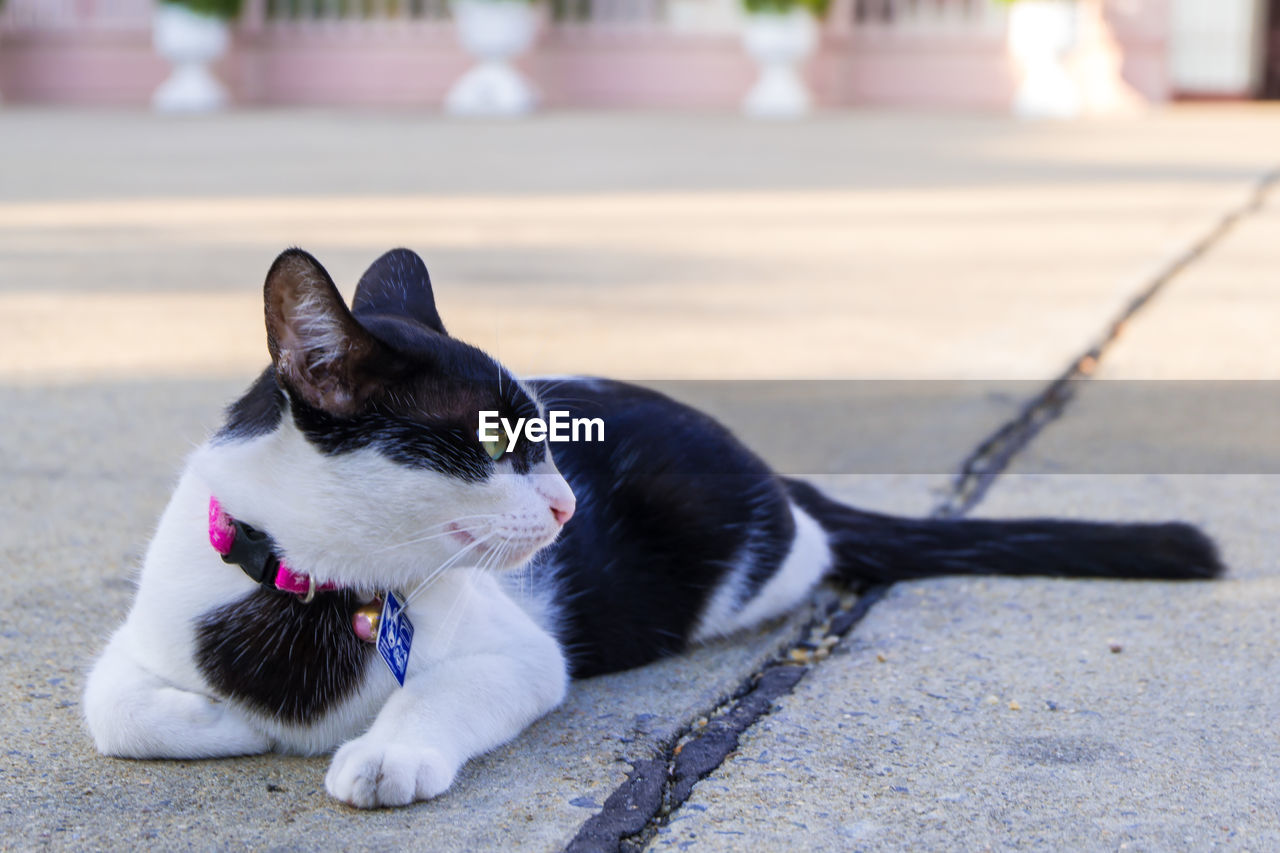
left=218, top=516, right=281, bottom=588
left=209, top=496, right=334, bottom=602
left=300, top=574, right=318, bottom=605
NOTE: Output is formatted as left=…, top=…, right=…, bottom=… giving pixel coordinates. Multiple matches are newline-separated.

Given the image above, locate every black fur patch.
left=194, top=589, right=377, bottom=724
left=284, top=364, right=544, bottom=480
left=215, top=368, right=284, bottom=443
left=352, top=248, right=447, bottom=335
left=530, top=378, right=797, bottom=678
left=278, top=302, right=545, bottom=478
left=286, top=393, right=496, bottom=482
left=215, top=346, right=544, bottom=479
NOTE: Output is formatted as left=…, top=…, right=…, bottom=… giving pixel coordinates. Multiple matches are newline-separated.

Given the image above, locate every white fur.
left=324, top=569, right=565, bottom=806
left=692, top=504, right=832, bottom=641
left=284, top=277, right=348, bottom=371
left=84, top=404, right=571, bottom=806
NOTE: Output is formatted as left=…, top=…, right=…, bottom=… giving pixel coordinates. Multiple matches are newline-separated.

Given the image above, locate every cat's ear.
left=351, top=248, right=446, bottom=335
left=264, top=248, right=401, bottom=416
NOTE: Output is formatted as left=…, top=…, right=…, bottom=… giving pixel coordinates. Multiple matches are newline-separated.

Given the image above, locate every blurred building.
left=0, top=0, right=1274, bottom=108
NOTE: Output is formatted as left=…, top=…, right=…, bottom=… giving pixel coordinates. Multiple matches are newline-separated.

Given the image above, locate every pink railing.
left=0, top=0, right=160, bottom=103
left=0, top=0, right=1169, bottom=107
left=0, top=0, right=153, bottom=31
left=838, top=0, right=1002, bottom=33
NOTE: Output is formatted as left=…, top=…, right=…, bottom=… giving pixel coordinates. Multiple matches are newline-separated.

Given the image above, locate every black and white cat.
left=84, top=248, right=1222, bottom=808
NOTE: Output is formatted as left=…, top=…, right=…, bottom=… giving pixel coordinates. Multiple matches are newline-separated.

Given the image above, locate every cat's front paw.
left=324, top=736, right=457, bottom=808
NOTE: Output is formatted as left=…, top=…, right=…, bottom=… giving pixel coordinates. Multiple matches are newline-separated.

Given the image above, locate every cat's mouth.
left=447, top=522, right=478, bottom=548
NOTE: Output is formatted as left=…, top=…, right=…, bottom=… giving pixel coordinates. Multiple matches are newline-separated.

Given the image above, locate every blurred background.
left=1, top=0, right=1278, bottom=477
left=0, top=0, right=1275, bottom=109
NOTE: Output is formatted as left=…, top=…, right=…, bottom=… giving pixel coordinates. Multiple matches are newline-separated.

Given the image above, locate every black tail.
left=784, top=479, right=1224, bottom=582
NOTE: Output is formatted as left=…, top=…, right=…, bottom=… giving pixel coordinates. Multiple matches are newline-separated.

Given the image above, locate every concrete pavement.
left=1, top=107, right=1278, bottom=850
left=651, top=149, right=1280, bottom=851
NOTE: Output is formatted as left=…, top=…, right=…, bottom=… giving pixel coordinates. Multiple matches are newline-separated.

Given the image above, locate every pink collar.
left=208, top=497, right=339, bottom=601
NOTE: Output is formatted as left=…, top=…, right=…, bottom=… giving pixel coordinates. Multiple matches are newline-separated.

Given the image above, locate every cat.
left=83, top=247, right=1223, bottom=808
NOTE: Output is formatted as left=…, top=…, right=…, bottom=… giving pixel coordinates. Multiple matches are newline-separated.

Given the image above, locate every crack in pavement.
left=934, top=166, right=1280, bottom=520
left=560, top=166, right=1280, bottom=853
left=565, top=587, right=888, bottom=853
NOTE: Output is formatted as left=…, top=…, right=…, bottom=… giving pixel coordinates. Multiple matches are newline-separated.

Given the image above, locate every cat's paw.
left=324, top=737, right=457, bottom=808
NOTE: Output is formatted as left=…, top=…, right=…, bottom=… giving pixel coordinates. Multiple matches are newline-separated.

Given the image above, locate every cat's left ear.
left=352, top=248, right=446, bottom=335
left=264, top=248, right=403, bottom=416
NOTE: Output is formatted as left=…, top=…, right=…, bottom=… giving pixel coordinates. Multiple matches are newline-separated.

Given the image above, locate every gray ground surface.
left=1, top=108, right=1277, bottom=850
left=652, top=146, right=1280, bottom=852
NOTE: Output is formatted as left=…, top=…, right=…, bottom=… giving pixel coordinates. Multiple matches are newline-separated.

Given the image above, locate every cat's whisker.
left=377, top=506, right=467, bottom=547
left=401, top=544, right=477, bottom=607
left=391, top=521, right=493, bottom=544
left=432, top=539, right=515, bottom=654
left=401, top=512, right=501, bottom=531
left=371, top=514, right=501, bottom=554
left=478, top=540, right=509, bottom=576
left=409, top=541, right=505, bottom=655
left=521, top=553, right=534, bottom=601
left=396, top=512, right=501, bottom=533
left=369, top=510, right=474, bottom=554
left=399, top=533, right=497, bottom=609
left=532, top=378, right=574, bottom=394
left=498, top=543, right=525, bottom=596
left=401, top=549, right=479, bottom=608
left=429, top=578, right=474, bottom=656
left=373, top=528, right=488, bottom=558
left=371, top=523, right=495, bottom=554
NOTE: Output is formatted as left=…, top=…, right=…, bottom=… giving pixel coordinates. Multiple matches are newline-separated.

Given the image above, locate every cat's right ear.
left=263, top=248, right=400, bottom=416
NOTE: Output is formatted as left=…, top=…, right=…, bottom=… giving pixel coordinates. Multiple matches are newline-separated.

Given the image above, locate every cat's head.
left=207, top=248, right=575, bottom=592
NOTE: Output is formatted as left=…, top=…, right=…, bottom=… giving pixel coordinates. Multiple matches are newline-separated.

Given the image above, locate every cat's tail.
left=783, top=478, right=1224, bottom=582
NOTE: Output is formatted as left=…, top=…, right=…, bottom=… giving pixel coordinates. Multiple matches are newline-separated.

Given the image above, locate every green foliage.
left=159, top=0, right=245, bottom=18
left=742, top=0, right=829, bottom=18
left=550, top=0, right=604, bottom=21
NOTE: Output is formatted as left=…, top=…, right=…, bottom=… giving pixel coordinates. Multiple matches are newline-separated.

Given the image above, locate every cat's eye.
left=479, top=430, right=509, bottom=461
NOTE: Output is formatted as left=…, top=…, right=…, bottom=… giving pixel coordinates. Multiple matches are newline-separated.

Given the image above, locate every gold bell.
left=352, top=597, right=383, bottom=643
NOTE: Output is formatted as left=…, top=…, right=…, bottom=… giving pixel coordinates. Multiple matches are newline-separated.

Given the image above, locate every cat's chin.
left=480, top=537, right=557, bottom=573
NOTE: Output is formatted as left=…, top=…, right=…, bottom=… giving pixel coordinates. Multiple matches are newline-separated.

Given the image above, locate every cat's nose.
left=549, top=495, right=575, bottom=526
left=533, top=462, right=576, bottom=527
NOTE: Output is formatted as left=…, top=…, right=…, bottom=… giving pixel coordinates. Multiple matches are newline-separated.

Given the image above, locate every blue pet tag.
left=376, top=590, right=414, bottom=686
